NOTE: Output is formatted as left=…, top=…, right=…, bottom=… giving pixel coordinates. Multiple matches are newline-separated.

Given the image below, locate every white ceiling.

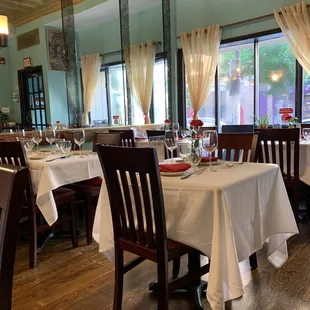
left=48, top=0, right=161, bottom=31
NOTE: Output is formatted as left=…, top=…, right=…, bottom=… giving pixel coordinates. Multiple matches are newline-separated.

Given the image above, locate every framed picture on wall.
left=46, top=28, right=69, bottom=71
left=23, top=57, right=31, bottom=68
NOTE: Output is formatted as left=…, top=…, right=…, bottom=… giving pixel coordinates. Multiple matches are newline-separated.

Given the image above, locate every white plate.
left=71, top=150, right=92, bottom=155
left=28, top=155, right=47, bottom=160
left=160, top=170, right=189, bottom=177
left=39, top=149, right=51, bottom=153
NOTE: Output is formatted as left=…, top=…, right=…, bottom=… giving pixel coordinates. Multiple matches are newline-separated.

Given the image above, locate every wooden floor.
left=12, top=225, right=310, bottom=310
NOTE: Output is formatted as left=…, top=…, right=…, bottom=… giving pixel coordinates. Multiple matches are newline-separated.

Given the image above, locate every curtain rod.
left=79, top=41, right=161, bottom=59
left=176, top=4, right=310, bottom=39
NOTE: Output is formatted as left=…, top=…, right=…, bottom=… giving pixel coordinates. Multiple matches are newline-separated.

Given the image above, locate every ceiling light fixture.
left=0, top=15, right=9, bottom=48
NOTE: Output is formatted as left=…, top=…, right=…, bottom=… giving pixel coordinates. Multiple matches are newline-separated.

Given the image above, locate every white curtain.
left=81, top=53, right=101, bottom=125
left=181, top=26, right=222, bottom=120
left=274, top=1, right=310, bottom=74
left=125, top=41, right=156, bottom=124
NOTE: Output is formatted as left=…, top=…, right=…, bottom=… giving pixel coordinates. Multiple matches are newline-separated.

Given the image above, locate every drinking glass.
left=172, top=123, right=180, bottom=132
left=23, top=139, right=35, bottom=153
left=74, top=129, right=85, bottom=156
left=178, top=140, right=191, bottom=163
left=303, top=128, right=310, bottom=141
left=149, top=136, right=165, bottom=163
left=55, top=139, right=65, bottom=153
left=187, top=139, right=202, bottom=171
left=45, top=129, right=56, bottom=151
left=32, top=130, right=42, bottom=152
left=15, top=129, right=25, bottom=142
left=60, top=141, right=72, bottom=155
left=164, top=126, right=178, bottom=164
left=202, top=130, right=218, bottom=172
left=180, top=128, right=190, bottom=139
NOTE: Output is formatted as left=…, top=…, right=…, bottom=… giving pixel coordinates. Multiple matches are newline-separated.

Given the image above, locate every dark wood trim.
left=177, top=49, right=186, bottom=128
left=254, top=37, right=258, bottom=124
left=295, top=60, right=303, bottom=121
left=214, top=67, right=219, bottom=127
left=221, top=28, right=282, bottom=45
left=105, top=69, right=112, bottom=125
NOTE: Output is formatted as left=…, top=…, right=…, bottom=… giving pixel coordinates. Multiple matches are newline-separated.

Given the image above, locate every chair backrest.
left=218, top=133, right=259, bottom=162
left=146, top=130, right=165, bottom=139
left=0, top=164, right=28, bottom=309
left=222, top=125, right=254, bottom=133
left=109, top=129, right=136, bottom=147
left=198, top=126, right=217, bottom=136
left=93, top=133, right=121, bottom=151
left=97, top=146, right=167, bottom=253
left=256, top=128, right=299, bottom=182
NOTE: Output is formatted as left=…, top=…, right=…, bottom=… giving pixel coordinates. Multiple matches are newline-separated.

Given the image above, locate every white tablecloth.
left=93, top=162, right=298, bottom=310
left=299, top=141, right=310, bottom=185
left=29, top=154, right=102, bottom=226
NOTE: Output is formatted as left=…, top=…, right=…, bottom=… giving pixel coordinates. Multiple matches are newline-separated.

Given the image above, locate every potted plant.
left=255, top=114, right=270, bottom=129
left=288, top=116, right=298, bottom=128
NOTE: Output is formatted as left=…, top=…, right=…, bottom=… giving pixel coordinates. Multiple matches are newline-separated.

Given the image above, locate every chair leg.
left=113, top=249, right=124, bottom=310
left=28, top=205, right=37, bottom=268
left=157, top=258, right=169, bottom=310
left=85, top=193, right=93, bottom=245
left=69, top=198, right=78, bottom=248
left=172, top=258, right=181, bottom=278
left=249, top=253, right=258, bottom=270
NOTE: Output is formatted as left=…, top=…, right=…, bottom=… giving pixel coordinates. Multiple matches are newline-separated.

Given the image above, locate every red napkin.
left=201, top=156, right=218, bottom=163
left=159, top=163, right=191, bottom=173
left=135, top=137, right=148, bottom=140
left=91, top=177, right=103, bottom=185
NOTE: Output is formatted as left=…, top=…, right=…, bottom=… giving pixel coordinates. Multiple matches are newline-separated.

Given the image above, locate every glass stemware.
left=202, top=130, right=218, bottom=172
left=74, top=129, right=86, bottom=156
left=15, top=129, right=25, bottom=142
left=32, top=130, right=42, bottom=152
left=180, top=128, right=190, bottom=139
left=178, top=140, right=191, bottom=163
left=45, top=129, right=56, bottom=152
left=55, top=139, right=65, bottom=153
left=164, top=125, right=179, bottom=164
left=23, top=139, right=35, bottom=153
left=60, top=140, right=72, bottom=155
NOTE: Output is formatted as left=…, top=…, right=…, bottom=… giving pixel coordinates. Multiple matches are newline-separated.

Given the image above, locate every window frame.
left=177, top=28, right=304, bottom=128
left=88, top=54, right=167, bottom=126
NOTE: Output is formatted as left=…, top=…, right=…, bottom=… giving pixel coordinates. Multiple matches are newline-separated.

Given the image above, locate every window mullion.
left=254, top=38, right=258, bottom=126
left=105, top=69, right=112, bottom=125
left=295, top=60, right=303, bottom=122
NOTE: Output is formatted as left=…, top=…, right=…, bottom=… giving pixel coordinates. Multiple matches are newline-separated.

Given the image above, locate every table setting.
left=93, top=123, right=299, bottom=310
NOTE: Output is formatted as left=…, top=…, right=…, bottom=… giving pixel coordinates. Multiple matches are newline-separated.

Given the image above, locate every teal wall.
left=0, top=47, right=12, bottom=111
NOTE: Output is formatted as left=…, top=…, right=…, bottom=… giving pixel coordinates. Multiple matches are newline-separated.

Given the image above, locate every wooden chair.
left=0, top=164, right=28, bottom=310
left=218, top=133, right=259, bottom=162
left=256, top=128, right=301, bottom=221
left=68, top=132, right=121, bottom=244
left=0, top=141, right=78, bottom=268
left=97, top=146, right=210, bottom=310
left=109, top=129, right=136, bottom=147
left=222, top=125, right=254, bottom=133
left=93, top=132, right=121, bottom=151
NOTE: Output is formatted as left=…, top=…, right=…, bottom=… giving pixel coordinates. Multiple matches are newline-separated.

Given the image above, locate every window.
left=258, top=36, right=296, bottom=125
left=179, top=30, right=305, bottom=128
left=219, top=41, right=254, bottom=126
left=90, top=59, right=167, bottom=125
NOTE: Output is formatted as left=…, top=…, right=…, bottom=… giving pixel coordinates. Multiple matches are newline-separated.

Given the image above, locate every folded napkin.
left=201, top=156, right=218, bottom=163
left=135, top=137, right=148, bottom=140
left=91, top=177, right=103, bottom=185
left=159, top=163, right=191, bottom=173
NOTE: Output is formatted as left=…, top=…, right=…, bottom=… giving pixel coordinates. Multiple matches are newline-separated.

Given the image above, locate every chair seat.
left=67, top=181, right=101, bottom=197
left=53, top=187, right=75, bottom=205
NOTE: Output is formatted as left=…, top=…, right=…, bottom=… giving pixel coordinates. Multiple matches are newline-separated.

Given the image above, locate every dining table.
left=93, top=160, right=299, bottom=310
left=28, top=152, right=102, bottom=226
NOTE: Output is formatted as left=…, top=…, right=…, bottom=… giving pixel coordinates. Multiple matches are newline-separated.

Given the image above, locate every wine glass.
left=164, top=125, right=179, bottom=164
left=180, top=128, right=190, bottom=139
left=202, top=130, right=218, bottom=172
left=55, top=139, right=65, bottom=153
left=23, top=139, right=35, bottom=153
left=187, top=139, right=202, bottom=171
left=60, top=141, right=72, bottom=155
left=74, top=129, right=85, bottom=156
left=15, top=129, right=25, bottom=142
left=32, top=130, right=42, bottom=152
left=45, top=129, right=56, bottom=152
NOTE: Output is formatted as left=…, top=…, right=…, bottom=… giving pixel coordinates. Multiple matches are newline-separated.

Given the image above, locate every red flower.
left=190, top=119, right=204, bottom=127
left=164, top=119, right=171, bottom=124
left=282, top=114, right=292, bottom=121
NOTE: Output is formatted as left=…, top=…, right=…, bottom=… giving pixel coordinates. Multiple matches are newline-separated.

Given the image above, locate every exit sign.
left=0, top=57, right=5, bottom=65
